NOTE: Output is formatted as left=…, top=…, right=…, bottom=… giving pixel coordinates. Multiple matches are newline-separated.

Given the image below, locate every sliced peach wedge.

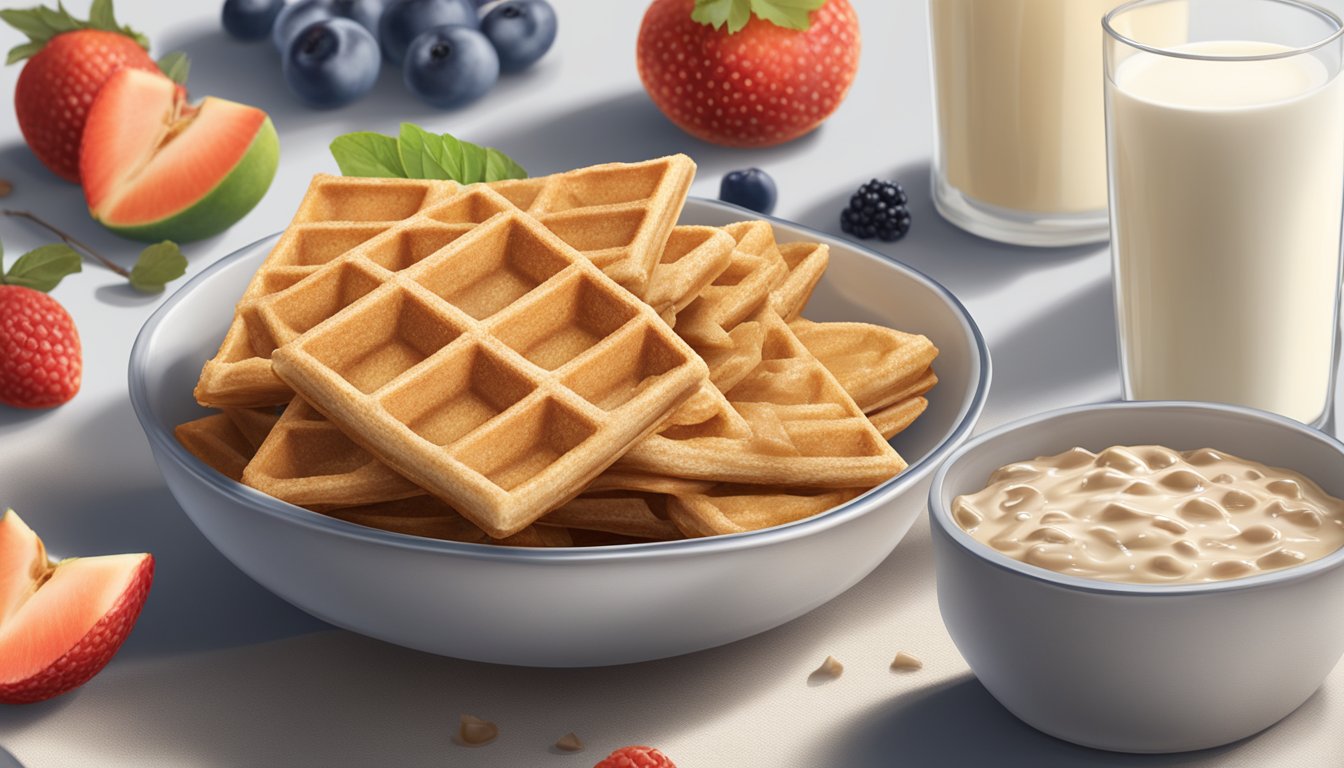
left=0, top=509, right=153, bottom=704
left=80, top=68, right=279, bottom=243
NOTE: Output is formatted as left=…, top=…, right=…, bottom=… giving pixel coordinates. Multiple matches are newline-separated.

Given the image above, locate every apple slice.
left=80, top=68, right=279, bottom=243
left=0, top=510, right=153, bottom=704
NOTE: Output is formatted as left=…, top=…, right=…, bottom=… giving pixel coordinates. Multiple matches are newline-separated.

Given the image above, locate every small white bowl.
left=930, top=401, right=1344, bottom=753
left=128, top=197, right=990, bottom=667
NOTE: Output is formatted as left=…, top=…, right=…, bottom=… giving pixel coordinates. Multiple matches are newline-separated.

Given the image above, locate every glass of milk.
left=927, top=0, right=1185, bottom=246
left=1104, top=0, right=1344, bottom=427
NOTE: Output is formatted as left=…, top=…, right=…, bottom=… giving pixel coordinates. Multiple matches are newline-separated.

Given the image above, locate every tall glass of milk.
left=927, top=0, right=1185, bottom=246
left=1105, top=0, right=1344, bottom=427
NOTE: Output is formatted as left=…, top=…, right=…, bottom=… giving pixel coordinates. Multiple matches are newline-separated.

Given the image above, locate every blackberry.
left=839, top=179, right=911, bottom=242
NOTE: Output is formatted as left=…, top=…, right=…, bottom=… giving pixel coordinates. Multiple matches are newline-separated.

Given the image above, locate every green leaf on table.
left=128, top=241, right=186, bottom=293
left=157, top=51, right=190, bottom=86
left=0, top=243, right=82, bottom=292
left=330, top=132, right=407, bottom=178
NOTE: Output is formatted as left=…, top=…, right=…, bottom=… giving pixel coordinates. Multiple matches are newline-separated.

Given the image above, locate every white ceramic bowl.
left=930, top=401, right=1344, bottom=753
left=129, top=197, right=989, bottom=667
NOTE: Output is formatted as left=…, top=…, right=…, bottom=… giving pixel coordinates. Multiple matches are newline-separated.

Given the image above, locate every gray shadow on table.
left=807, top=676, right=1271, bottom=767
left=0, top=746, right=24, bottom=768
left=981, top=277, right=1123, bottom=424
left=792, top=161, right=1109, bottom=301
left=483, top=90, right=825, bottom=177
left=0, top=397, right=327, bottom=661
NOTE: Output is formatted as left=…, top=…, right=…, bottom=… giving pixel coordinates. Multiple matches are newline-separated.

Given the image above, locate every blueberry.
left=480, top=0, right=556, bottom=73
left=380, top=0, right=478, bottom=66
left=272, top=0, right=386, bottom=52
left=403, top=25, right=499, bottom=108
left=283, top=18, right=381, bottom=108
left=222, top=0, right=283, bottom=40
left=719, top=168, right=778, bottom=215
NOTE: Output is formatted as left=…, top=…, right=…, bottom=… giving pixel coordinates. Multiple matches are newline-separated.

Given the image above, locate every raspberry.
left=0, top=286, right=82, bottom=408
left=594, top=745, right=677, bottom=768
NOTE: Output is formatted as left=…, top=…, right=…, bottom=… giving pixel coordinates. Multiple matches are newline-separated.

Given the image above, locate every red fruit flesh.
left=0, top=285, right=82, bottom=409
left=13, top=30, right=159, bottom=183
left=0, top=511, right=153, bottom=704
left=595, top=746, right=678, bottom=768
left=637, top=0, right=861, bottom=147
left=81, top=68, right=268, bottom=227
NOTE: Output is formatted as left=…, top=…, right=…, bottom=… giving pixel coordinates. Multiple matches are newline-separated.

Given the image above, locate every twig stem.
left=1, top=208, right=130, bottom=277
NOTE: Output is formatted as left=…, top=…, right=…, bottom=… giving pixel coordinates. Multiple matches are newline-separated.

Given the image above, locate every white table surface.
left=2, top=1, right=1342, bottom=765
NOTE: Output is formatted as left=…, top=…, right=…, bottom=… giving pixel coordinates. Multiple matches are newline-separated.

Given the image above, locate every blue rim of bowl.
left=929, top=399, right=1344, bottom=595
left=129, top=196, right=991, bottom=562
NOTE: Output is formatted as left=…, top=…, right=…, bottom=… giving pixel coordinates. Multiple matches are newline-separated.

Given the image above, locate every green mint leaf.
left=397, top=123, right=447, bottom=180
left=330, top=132, right=406, bottom=177
left=2, top=243, right=81, bottom=292
left=453, top=137, right=488, bottom=183
left=749, top=0, right=824, bottom=30
left=128, top=241, right=186, bottom=293
left=483, top=148, right=527, bottom=182
left=336, top=124, right=527, bottom=183
left=157, top=51, right=190, bottom=86
left=692, top=0, right=750, bottom=33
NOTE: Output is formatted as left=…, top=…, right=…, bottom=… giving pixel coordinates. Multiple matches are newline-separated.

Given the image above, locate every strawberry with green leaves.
left=637, top=0, right=860, bottom=147
left=0, top=239, right=82, bottom=408
left=1, top=0, right=178, bottom=183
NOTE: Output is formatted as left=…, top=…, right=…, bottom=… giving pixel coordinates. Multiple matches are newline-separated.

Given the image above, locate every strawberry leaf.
left=88, top=0, right=116, bottom=29
left=691, top=0, right=824, bottom=32
left=691, top=0, right=751, bottom=33
left=749, top=0, right=825, bottom=30
left=157, top=51, right=190, bottom=86
left=1, top=243, right=81, bottom=292
left=128, top=241, right=185, bottom=293
left=1, top=0, right=148, bottom=64
left=4, top=42, right=42, bottom=65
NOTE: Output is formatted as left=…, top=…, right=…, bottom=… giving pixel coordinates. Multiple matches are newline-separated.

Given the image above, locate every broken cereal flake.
left=811, top=655, right=844, bottom=680
left=458, top=714, right=499, bottom=746
left=890, top=651, right=923, bottom=672
left=555, top=732, right=584, bottom=752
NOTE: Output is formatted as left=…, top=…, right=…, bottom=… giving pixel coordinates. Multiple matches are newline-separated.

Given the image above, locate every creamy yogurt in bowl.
left=929, top=401, right=1344, bottom=753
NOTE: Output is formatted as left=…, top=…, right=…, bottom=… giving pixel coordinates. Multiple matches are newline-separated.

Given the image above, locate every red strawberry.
left=2, top=1, right=161, bottom=182
left=0, top=285, right=82, bottom=408
left=594, top=745, right=678, bottom=768
left=637, top=0, right=860, bottom=147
